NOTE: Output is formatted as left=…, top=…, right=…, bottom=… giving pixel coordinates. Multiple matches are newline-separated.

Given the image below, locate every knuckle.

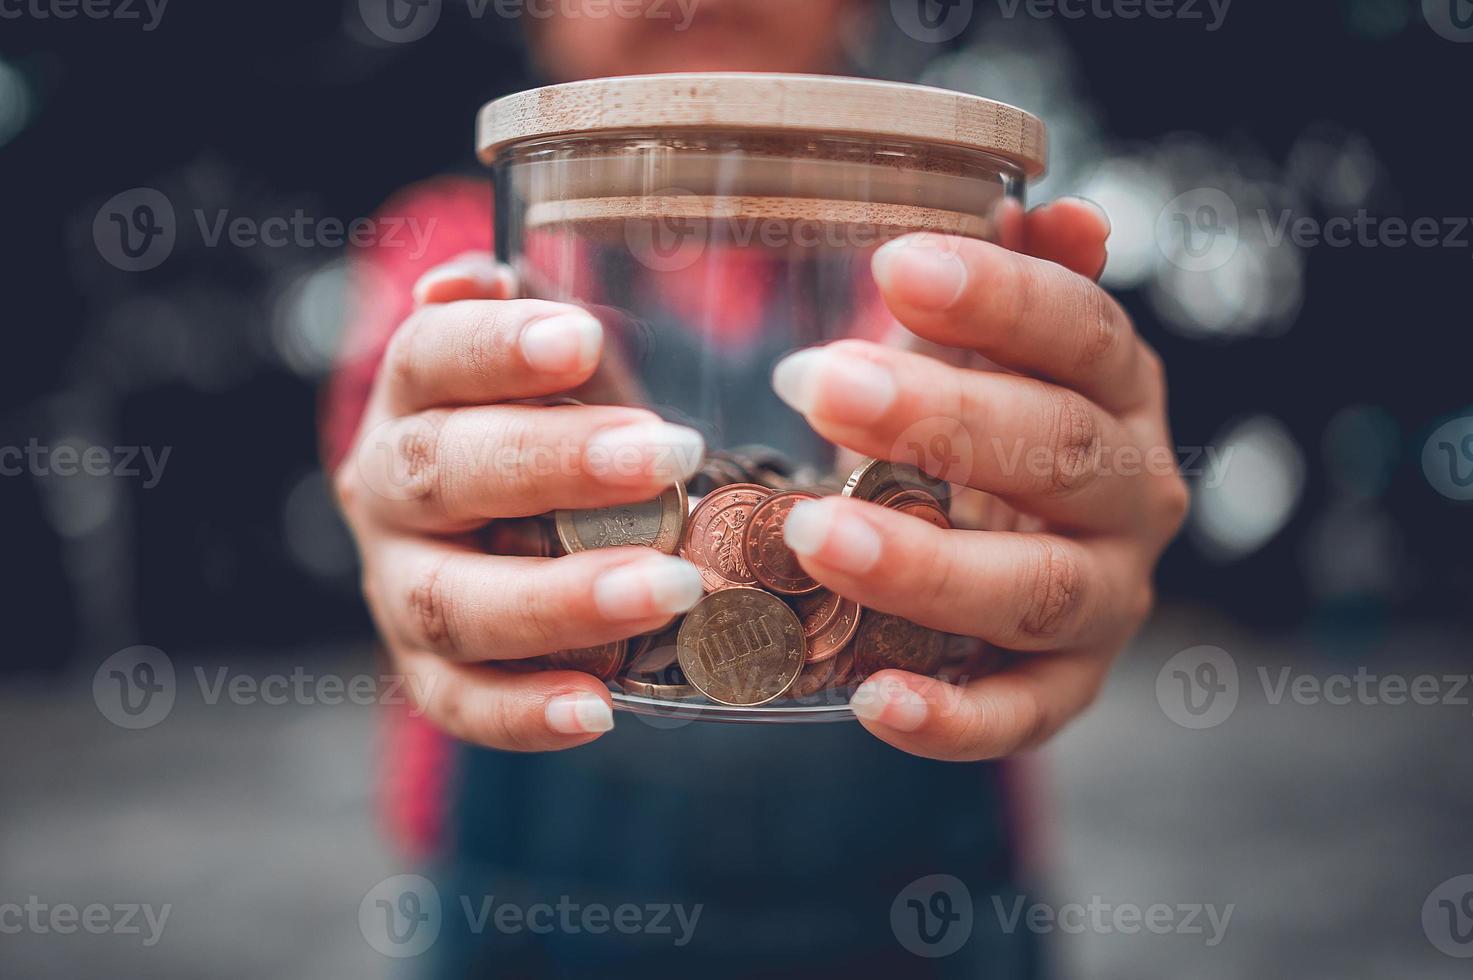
left=459, top=306, right=515, bottom=378
left=1000, top=251, right=1048, bottom=341
left=1015, top=538, right=1085, bottom=644
left=1075, top=284, right=1122, bottom=372
left=384, top=311, right=430, bottom=395
left=1043, top=388, right=1101, bottom=496
left=1157, top=474, right=1192, bottom=534
left=333, top=462, right=361, bottom=518
left=406, top=555, right=461, bottom=657
left=390, top=411, right=450, bottom=506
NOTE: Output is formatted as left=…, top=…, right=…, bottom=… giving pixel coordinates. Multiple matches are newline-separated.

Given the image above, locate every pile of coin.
left=501, top=448, right=986, bottom=709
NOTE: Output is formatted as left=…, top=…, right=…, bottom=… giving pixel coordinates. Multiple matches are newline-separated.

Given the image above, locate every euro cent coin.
left=555, top=480, right=687, bottom=554
left=679, top=483, right=772, bottom=592
left=742, top=490, right=823, bottom=595
left=677, top=588, right=805, bottom=706
left=852, top=611, right=945, bottom=680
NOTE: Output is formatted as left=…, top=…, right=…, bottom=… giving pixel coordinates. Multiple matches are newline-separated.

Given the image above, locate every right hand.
left=334, top=252, right=706, bottom=752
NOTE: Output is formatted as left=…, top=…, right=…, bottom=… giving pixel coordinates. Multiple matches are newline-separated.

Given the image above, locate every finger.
left=772, top=339, right=1140, bottom=530
left=347, top=404, right=704, bottom=532
left=382, top=299, right=604, bottom=413
left=412, top=252, right=519, bottom=305
left=1022, top=197, right=1111, bottom=282
left=782, top=496, right=1150, bottom=651
left=368, top=537, right=705, bottom=663
left=392, top=645, right=617, bottom=752
left=871, top=234, right=1158, bottom=415
left=848, top=651, right=1110, bottom=762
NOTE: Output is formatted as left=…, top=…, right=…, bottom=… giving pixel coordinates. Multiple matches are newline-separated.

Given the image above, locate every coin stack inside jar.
left=499, top=439, right=989, bottom=711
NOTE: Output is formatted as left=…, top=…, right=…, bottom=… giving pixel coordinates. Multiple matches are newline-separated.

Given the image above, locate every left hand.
left=771, top=198, right=1189, bottom=762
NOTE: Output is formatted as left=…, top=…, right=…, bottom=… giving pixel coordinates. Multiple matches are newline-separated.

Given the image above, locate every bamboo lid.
left=478, top=73, right=1047, bottom=178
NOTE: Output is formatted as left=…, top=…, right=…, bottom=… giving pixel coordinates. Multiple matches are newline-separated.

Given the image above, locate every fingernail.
left=851, top=676, right=929, bottom=731
left=546, top=693, right=614, bottom=735
left=594, top=555, right=705, bottom=621
left=412, top=258, right=505, bottom=304
left=783, top=500, right=882, bottom=574
left=521, top=312, right=602, bottom=375
left=772, top=347, right=897, bottom=423
left=872, top=236, right=969, bottom=310
left=1064, top=196, right=1113, bottom=237
left=586, top=422, right=705, bottom=486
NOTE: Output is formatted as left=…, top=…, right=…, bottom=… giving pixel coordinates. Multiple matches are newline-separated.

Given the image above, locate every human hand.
left=334, top=254, right=705, bottom=751
left=770, top=199, right=1190, bottom=761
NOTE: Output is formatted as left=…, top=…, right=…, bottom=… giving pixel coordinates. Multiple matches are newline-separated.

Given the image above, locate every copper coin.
left=843, top=458, right=951, bottom=512
left=620, top=676, right=700, bottom=700
left=688, top=457, right=748, bottom=498
left=483, top=517, right=559, bottom=558
left=792, top=589, right=842, bottom=637
left=677, top=588, right=805, bottom=706
left=881, top=488, right=953, bottom=531
left=521, top=640, right=627, bottom=682
left=679, top=483, right=772, bottom=592
left=852, top=611, right=945, bottom=680
left=807, top=596, right=861, bottom=663
left=742, top=490, right=822, bottom=595
left=555, top=480, right=687, bottom=555
left=786, top=654, right=842, bottom=702
left=625, top=622, right=682, bottom=676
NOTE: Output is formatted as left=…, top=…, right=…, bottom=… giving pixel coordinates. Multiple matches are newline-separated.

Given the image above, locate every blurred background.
left=2, top=1, right=1470, bottom=977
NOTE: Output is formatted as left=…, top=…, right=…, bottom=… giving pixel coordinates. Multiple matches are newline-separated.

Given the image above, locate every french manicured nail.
left=851, top=676, right=929, bottom=731
left=546, top=693, right=614, bottom=735
left=412, top=258, right=506, bottom=304
left=872, top=236, right=969, bottom=310
left=521, top=312, right=602, bottom=374
left=771, top=348, right=897, bottom=423
left=586, top=422, right=705, bottom=485
left=594, top=555, right=705, bottom=621
left=783, top=500, right=882, bottom=574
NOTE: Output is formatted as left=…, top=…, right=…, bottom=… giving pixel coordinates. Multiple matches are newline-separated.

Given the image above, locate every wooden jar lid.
left=478, top=73, right=1047, bottom=178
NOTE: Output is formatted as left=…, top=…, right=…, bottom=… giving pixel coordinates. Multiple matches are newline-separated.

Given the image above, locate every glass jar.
left=478, top=73, right=1046, bottom=723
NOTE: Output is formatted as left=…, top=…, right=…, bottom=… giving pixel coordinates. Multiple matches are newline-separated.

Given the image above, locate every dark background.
left=1, top=0, right=1468, bottom=668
